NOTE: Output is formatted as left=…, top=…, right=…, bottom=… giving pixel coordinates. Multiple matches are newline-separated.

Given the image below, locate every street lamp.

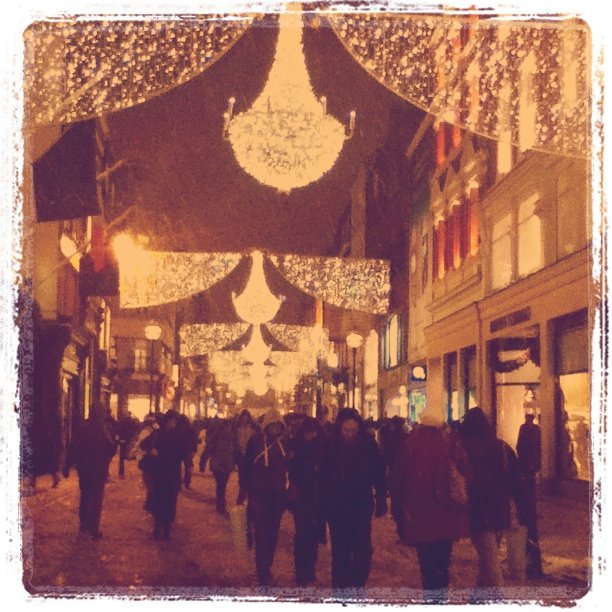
left=144, top=322, right=162, bottom=413
left=346, top=331, right=363, bottom=410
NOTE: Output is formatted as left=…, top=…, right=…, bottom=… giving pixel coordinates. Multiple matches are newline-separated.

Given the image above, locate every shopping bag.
left=229, top=505, right=248, bottom=554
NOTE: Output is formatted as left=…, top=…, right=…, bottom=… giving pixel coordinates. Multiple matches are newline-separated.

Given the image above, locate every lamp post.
left=346, top=331, right=363, bottom=411
left=144, top=322, right=162, bottom=414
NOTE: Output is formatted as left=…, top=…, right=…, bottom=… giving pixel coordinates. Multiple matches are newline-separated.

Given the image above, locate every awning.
left=33, top=120, right=99, bottom=222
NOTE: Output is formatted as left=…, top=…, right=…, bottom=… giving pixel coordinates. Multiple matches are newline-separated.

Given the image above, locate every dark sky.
left=106, top=15, right=425, bottom=256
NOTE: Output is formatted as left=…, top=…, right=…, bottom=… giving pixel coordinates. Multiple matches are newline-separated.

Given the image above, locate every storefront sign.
left=490, top=307, right=531, bottom=333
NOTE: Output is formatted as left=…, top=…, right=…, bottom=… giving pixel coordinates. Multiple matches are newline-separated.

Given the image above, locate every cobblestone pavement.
left=19, top=456, right=591, bottom=605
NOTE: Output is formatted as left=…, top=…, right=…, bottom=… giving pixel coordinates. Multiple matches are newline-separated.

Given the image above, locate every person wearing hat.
left=320, top=408, right=387, bottom=590
left=237, top=407, right=288, bottom=587
left=390, top=403, right=470, bottom=601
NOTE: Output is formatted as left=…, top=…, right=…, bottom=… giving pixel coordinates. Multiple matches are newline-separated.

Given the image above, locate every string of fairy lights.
left=25, top=10, right=589, bottom=157
left=114, top=240, right=391, bottom=315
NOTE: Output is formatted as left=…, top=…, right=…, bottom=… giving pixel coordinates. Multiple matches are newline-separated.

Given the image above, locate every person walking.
left=177, top=414, right=198, bottom=489
left=63, top=405, right=117, bottom=540
left=320, top=408, right=387, bottom=591
left=390, top=404, right=469, bottom=601
left=207, top=418, right=236, bottom=517
left=141, top=410, right=189, bottom=540
left=287, top=417, right=325, bottom=586
left=237, top=408, right=288, bottom=587
left=516, top=412, right=544, bottom=578
left=117, top=412, right=139, bottom=479
left=460, top=407, right=528, bottom=594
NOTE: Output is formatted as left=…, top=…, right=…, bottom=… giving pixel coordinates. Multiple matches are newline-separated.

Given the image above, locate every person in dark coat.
left=63, top=406, right=117, bottom=540
left=460, top=407, right=528, bottom=590
left=208, top=418, right=236, bottom=517
left=320, top=408, right=387, bottom=590
left=287, top=417, right=325, bottom=586
left=237, top=407, right=288, bottom=587
left=234, top=409, right=258, bottom=497
left=516, top=412, right=544, bottom=578
left=390, top=404, right=469, bottom=599
left=117, top=412, right=140, bottom=479
left=141, top=410, right=189, bottom=540
left=177, top=414, right=198, bottom=489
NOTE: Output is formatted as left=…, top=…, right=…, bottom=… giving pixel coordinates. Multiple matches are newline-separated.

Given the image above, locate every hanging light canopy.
left=224, top=4, right=355, bottom=194
left=232, top=250, right=283, bottom=324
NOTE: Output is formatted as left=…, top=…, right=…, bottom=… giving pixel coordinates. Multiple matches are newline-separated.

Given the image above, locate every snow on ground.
left=19, top=455, right=590, bottom=605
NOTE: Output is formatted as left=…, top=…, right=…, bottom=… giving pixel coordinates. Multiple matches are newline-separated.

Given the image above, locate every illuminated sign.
left=411, top=365, right=427, bottom=381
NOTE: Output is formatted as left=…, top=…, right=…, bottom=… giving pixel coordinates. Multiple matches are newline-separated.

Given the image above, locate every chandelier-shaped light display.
left=232, top=251, right=283, bottom=324
left=225, top=6, right=354, bottom=193
left=242, top=325, right=272, bottom=364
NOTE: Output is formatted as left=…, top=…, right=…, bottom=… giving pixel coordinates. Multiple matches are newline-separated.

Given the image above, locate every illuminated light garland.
left=179, top=323, right=250, bottom=357
left=266, top=323, right=330, bottom=357
left=269, top=253, right=390, bottom=314
left=226, top=7, right=351, bottom=193
left=232, top=251, right=283, bottom=324
left=328, top=14, right=589, bottom=158
left=118, top=248, right=243, bottom=309
left=24, top=16, right=254, bottom=125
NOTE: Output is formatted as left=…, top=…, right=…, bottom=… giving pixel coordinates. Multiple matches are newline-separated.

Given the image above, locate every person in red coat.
left=390, top=404, right=469, bottom=600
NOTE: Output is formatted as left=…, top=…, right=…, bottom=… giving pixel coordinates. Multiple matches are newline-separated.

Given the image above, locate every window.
left=491, top=213, right=513, bottom=289
left=433, top=194, right=480, bottom=282
left=134, top=339, right=149, bottom=372
left=421, top=231, right=429, bottom=292
left=445, top=352, right=459, bottom=421
left=381, top=314, right=405, bottom=369
left=518, top=195, right=543, bottom=276
left=490, top=193, right=544, bottom=292
left=557, top=164, right=588, bottom=257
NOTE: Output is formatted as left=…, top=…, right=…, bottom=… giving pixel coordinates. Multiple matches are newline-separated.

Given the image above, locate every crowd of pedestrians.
left=60, top=401, right=544, bottom=597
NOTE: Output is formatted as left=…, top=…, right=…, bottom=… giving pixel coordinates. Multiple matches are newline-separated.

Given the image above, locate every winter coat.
left=243, top=431, right=288, bottom=501
left=208, top=421, right=236, bottom=475
left=462, top=433, right=527, bottom=534
left=517, top=421, right=542, bottom=475
left=287, top=419, right=325, bottom=513
left=141, top=426, right=188, bottom=492
left=65, top=416, right=117, bottom=482
left=320, top=412, right=386, bottom=519
left=390, top=425, right=469, bottom=545
left=235, top=422, right=258, bottom=459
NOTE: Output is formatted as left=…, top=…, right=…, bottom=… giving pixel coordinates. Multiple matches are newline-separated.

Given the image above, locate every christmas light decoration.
left=225, top=5, right=353, bottom=193
left=24, top=16, right=254, bottom=125
left=270, top=253, right=390, bottom=314
left=232, top=251, right=283, bottom=324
